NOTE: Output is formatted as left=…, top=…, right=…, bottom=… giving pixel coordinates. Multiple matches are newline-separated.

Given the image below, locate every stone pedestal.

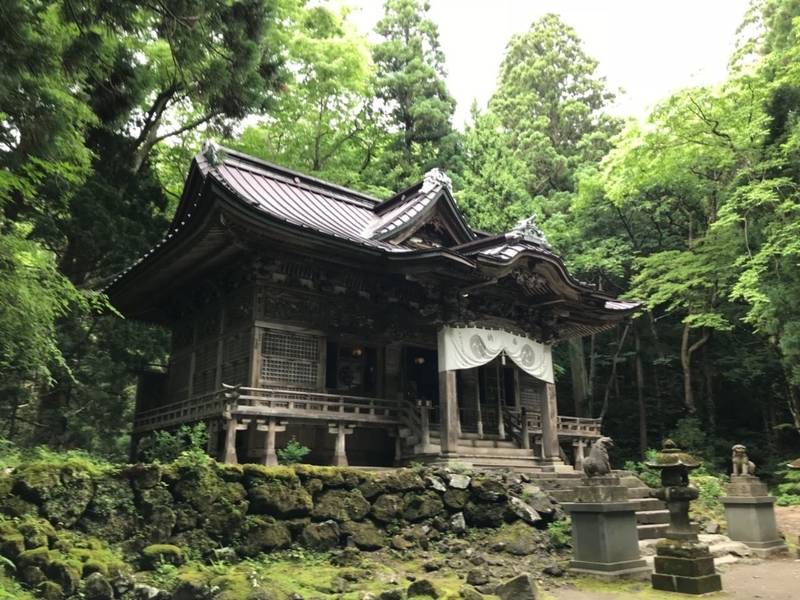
left=721, top=476, right=787, bottom=557
left=562, top=477, right=650, bottom=579
left=651, top=540, right=722, bottom=595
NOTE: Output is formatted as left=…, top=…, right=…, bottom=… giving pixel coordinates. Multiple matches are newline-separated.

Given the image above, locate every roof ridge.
left=207, top=144, right=383, bottom=206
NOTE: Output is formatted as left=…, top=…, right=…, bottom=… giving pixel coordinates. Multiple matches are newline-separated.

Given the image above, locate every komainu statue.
left=583, top=436, right=614, bottom=477
left=731, top=444, right=756, bottom=476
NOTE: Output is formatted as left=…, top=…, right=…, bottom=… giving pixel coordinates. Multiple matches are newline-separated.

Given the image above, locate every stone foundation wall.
left=0, top=459, right=559, bottom=598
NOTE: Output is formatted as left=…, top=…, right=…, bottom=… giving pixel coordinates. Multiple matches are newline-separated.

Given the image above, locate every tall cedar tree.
left=372, top=0, right=457, bottom=189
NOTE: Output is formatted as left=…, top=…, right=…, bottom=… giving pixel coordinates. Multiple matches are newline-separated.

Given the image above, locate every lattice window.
left=260, top=328, right=320, bottom=389
left=519, top=372, right=546, bottom=412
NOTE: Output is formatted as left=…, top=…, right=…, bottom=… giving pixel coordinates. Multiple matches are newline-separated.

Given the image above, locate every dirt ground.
left=542, top=506, right=800, bottom=599
left=548, top=558, right=800, bottom=600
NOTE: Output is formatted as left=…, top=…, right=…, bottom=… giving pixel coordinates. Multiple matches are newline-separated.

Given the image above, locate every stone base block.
left=652, top=572, right=722, bottom=595
left=654, top=556, right=715, bottom=578
left=570, top=559, right=650, bottom=579
left=721, top=495, right=786, bottom=556
left=742, top=539, right=788, bottom=558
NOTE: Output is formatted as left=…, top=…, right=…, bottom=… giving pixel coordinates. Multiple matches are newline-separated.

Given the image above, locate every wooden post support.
left=438, top=370, right=459, bottom=456
left=206, top=419, right=221, bottom=459
left=222, top=417, right=249, bottom=465
left=328, top=423, right=354, bottom=466
left=573, top=439, right=586, bottom=472
left=474, top=373, right=483, bottom=439
left=418, top=400, right=431, bottom=448
left=256, top=417, right=286, bottom=466
left=496, top=363, right=506, bottom=439
left=541, top=382, right=561, bottom=460
left=521, top=407, right=530, bottom=450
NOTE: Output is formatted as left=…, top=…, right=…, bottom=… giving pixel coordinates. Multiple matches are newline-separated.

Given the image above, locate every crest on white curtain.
left=437, top=326, right=554, bottom=383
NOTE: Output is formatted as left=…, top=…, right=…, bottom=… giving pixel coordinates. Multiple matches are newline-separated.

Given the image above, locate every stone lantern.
left=646, top=440, right=722, bottom=595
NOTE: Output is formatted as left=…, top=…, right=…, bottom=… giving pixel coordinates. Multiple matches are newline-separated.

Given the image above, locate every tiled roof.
left=107, top=144, right=638, bottom=316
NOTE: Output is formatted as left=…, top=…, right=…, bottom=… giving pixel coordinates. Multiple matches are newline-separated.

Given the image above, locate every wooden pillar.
left=497, top=363, right=506, bottom=439
left=206, top=419, right=221, bottom=459
left=256, top=418, right=286, bottom=466
left=438, top=370, right=459, bottom=455
left=542, top=382, right=561, bottom=461
left=474, top=373, right=483, bottom=439
left=328, top=423, right=353, bottom=466
left=419, top=400, right=431, bottom=448
left=521, top=407, right=530, bottom=450
left=573, top=439, right=587, bottom=472
left=222, top=417, right=245, bottom=465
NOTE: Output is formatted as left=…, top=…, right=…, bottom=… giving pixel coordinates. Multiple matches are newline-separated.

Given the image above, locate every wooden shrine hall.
left=108, top=143, right=637, bottom=471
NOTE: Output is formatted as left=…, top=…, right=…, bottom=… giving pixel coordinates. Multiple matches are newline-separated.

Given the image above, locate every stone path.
left=547, top=557, right=800, bottom=599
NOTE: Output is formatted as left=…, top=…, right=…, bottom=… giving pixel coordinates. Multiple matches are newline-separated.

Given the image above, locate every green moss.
left=46, top=556, right=82, bottom=595
left=0, top=571, right=37, bottom=600
left=241, top=464, right=299, bottom=484
left=17, top=546, right=51, bottom=570
left=142, top=544, right=185, bottom=568
left=38, top=580, right=64, bottom=600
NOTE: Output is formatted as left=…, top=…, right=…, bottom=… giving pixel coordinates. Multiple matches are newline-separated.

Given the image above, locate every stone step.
left=618, top=476, right=645, bottom=488
left=547, top=489, right=576, bottom=502
left=637, top=523, right=668, bottom=540
left=636, top=509, right=670, bottom=525
left=627, top=486, right=654, bottom=498
left=454, top=445, right=534, bottom=457
left=457, top=439, right=519, bottom=449
left=630, top=497, right=667, bottom=511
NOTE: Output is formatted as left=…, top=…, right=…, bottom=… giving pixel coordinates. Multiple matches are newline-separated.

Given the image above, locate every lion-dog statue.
left=731, top=443, right=756, bottom=476
left=583, top=436, right=614, bottom=478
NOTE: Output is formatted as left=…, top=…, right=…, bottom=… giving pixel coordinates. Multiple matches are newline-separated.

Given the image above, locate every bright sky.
left=344, top=0, right=752, bottom=127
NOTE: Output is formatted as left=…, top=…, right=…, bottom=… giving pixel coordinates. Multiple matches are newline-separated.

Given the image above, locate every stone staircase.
left=527, top=469, right=669, bottom=541
left=617, top=471, right=669, bottom=540
left=405, top=432, right=544, bottom=472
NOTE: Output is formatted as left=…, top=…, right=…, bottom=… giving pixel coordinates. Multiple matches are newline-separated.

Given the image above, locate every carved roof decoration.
left=106, top=144, right=639, bottom=334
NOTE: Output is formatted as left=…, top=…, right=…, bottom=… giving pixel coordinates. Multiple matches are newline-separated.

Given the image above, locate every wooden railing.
left=230, top=386, right=407, bottom=424
left=133, top=392, right=223, bottom=432
left=555, top=415, right=603, bottom=437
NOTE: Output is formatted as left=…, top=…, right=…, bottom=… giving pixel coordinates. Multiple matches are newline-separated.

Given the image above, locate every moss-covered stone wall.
left=0, top=457, right=559, bottom=599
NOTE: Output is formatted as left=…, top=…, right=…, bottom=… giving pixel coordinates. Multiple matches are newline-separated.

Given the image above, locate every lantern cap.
left=645, top=439, right=702, bottom=470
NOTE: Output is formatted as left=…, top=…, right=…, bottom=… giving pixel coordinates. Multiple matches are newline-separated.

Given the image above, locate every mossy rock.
left=126, top=464, right=161, bottom=490
left=169, top=528, right=218, bottom=558
left=0, top=474, right=12, bottom=502
left=442, top=488, right=469, bottom=511
left=173, top=503, right=200, bottom=532
left=406, top=578, right=439, bottom=598
left=241, top=465, right=299, bottom=487
left=238, top=516, right=291, bottom=556
left=12, top=465, right=61, bottom=503
left=18, top=517, right=57, bottom=549
left=300, top=520, right=340, bottom=551
left=311, top=489, right=370, bottom=522
left=17, top=546, right=52, bottom=570
left=19, top=564, right=47, bottom=587
left=171, top=574, right=211, bottom=600
left=83, top=571, right=114, bottom=600
left=215, top=463, right=244, bottom=482
left=401, top=491, right=444, bottom=522
left=248, top=480, right=312, bottom=518
left=383, top=470, right=424, bottom=492
left=357, top=478, right=386, bottom=500
left=1, top=494, right=39, bottom=517
left=202, top=498, right=249, bottom=543
left=79, top=476, right=137, bottom=542
left=44, top=468, right=95, bottom=527
left=141, top=544, right=185, bottom=569
left=341, top=521, right=385, bottom=550
left=0, top=532, right=24, bottom=560
left=469, top=477, right=506, bottom=502
left=47, top=557, right=82, bottom=595
left=489, top=522, right=543, bottom=556
left=371, top=494, right=403, bottom=523
left=141, top=504, right=177, bottom=543
left=38, top=580, right=65, bottom=600
left=464, top=501, right=506, bottom=528
left=302, top=477, right=324, bottom=496
left=68, top=540, right=128, bottom=579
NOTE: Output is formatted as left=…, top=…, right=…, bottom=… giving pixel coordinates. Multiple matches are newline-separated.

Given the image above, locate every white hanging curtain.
left=437, top=326, right=554, bottom=384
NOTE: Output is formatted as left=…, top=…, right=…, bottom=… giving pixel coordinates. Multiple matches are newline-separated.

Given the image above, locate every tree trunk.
left=634, top=327, right=647, bottom=457
left=680, top=323, right=710, bottom=415
left=600, top=322, right=631, bottom=420
left=646, top=311, right=665, bottom=441
left=568, top=337, right=588, bottom=417
left=702, top=343, right=716, bottom=432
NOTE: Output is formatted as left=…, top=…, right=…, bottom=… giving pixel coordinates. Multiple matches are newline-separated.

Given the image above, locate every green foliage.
left=546, top=517, right=572, bottom=549
left=775, top=467, right=800, bottom=506
left=372, top=0, right=458, bottom=188
left=276, top=438, right=311, bottom=465
left=141, top=424, right=208, bottom=464
left=624, top=449, right=661, bottom=489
